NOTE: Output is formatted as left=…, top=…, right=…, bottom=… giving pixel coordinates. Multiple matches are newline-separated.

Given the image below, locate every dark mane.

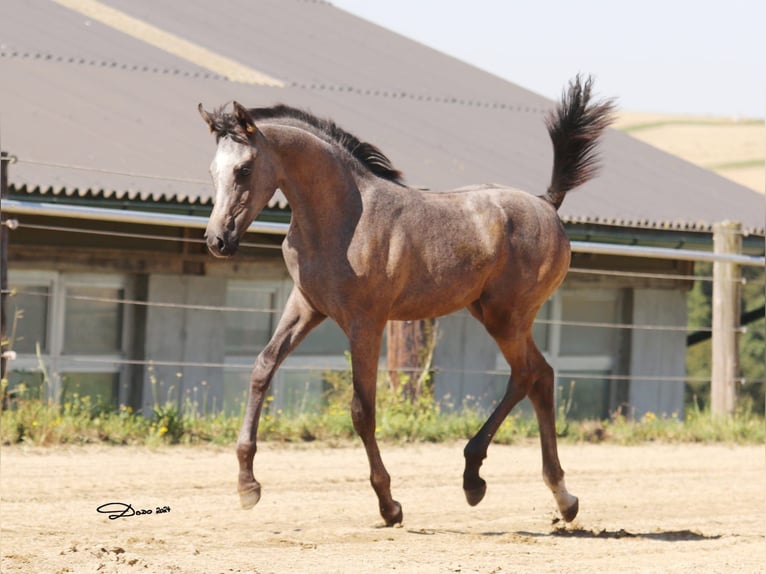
left=207, top=104, right=404, bottom=185
left=251, top=105, right=405, bottom=185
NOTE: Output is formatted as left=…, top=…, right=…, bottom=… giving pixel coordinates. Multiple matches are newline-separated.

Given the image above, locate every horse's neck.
left=265, top=124, right=363, bottom=242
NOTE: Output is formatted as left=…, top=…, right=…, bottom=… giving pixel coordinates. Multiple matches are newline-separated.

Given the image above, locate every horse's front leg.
left=237, top=288, right=324, bottom=509
left=348, top=326, right=402, bottom=526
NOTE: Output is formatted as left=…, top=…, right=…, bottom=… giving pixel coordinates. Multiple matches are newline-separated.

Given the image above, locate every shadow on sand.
left=406, top=527, right=721, bottom=542
left=538, top=527, right=721, bottom=542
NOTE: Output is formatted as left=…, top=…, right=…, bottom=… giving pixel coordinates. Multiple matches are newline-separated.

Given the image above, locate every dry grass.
left=615, top=112, right=764, bottom=193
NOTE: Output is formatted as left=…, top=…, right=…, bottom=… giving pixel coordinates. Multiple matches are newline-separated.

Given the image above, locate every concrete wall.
left=141, top=274, right=226, bottom=415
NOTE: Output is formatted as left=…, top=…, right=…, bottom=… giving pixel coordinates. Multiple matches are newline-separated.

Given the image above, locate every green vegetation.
left=686, top=263, right=765, bottom=413
left=620, top=118, right=763, bottom=133
left=704, top=159, right=764, bottom=171
left=3, top=268, right=764, bottom=449
left=2, top=367, right=763, bottom=447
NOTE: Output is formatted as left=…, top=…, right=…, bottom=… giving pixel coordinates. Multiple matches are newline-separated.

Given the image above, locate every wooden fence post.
left=386, top=319, right=436, bottom=401
left=710, top=221, right=742, bottom=415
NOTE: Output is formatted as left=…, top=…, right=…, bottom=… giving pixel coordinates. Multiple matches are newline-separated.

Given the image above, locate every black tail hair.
left=545, top=75, right=615, bottom=210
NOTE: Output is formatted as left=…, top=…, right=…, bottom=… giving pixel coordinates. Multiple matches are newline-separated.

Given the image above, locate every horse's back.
left=427, top=183, right=571, bottom=304
left=355, top=183, right=570, bottom=320
left=424, top=183, right=568, bottom=250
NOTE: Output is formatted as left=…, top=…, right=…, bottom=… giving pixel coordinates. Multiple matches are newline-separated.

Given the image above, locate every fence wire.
left=14, top=221, right=283, bottom=250
left=3, top=213, right=764, bottom=389
left=11, top=220, right=753, bottom=284
left=38, top=356, right=761, bottom=386
left=6, top=287, right=748, bottom=334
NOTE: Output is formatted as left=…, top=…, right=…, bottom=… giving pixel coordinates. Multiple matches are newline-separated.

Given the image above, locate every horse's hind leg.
left=463, top=369, right=527, bottom=506
left=526, top=344, right=579, bottom=522
left=463, top=326, right=578, bottom=521
left=237, top=288, right=324, bottom=510
left=462, top=333, right=528, bottom=506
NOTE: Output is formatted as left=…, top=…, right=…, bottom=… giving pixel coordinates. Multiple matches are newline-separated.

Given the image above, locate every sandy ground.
left=1, top=442, right=764, bottom=573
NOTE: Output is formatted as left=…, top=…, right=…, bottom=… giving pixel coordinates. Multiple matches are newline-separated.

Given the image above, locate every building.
left=2, top=0, right=763, bottom=419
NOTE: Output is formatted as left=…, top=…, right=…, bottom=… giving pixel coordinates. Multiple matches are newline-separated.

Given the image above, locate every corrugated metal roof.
left=1, top=0, right=763, bottom=235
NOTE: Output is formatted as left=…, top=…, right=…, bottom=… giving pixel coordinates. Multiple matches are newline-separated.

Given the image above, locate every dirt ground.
left=1, top=442, right=764, bottom=573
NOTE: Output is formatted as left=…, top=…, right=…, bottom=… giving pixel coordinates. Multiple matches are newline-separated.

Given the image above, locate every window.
left=222, top=279, right=352, bottom=415
left=559, top=290, right=620, bottom=356
left=532, top=299, right=552, bottom=353
left=554, top=289, right=622, bottom=419
left=294, top=320, right=348, bottom=356
left=224, top=281, right=276, bottom=356
left=223, top=280, right=282, bottom=414
left=61, top=372, right=120, bottom=408
left=493, top=288, right=624, bottom=420
left=7, top=370, right=45, bottom=401
left=10, top=285, right=50, bottom=354
left=557, top=371, right=611, bottom=420
left=7, top=271, right=131, bottom=410
left=63, top=286, right=124, bottom=355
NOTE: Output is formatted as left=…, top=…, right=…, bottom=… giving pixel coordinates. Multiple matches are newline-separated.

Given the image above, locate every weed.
left=1, top=366, right=763, bottom=447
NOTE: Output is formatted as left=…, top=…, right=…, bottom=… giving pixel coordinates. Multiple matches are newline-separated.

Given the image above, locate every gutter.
left=2, top=199, right=764, bottom=267
left=570, top=240, right=764, bottom=266
left=2, top=199, right=288, bottom=235
left=565, top=222, right=765, bottom=257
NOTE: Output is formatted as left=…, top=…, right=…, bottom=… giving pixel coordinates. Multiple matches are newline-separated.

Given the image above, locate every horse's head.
left=198, top=101, right=279, bottom=257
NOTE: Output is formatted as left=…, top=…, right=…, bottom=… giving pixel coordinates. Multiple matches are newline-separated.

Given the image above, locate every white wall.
left=432, top=312, right=507, bottom=411
left=433, top=286, right=689, bottom=420
left=628, top=289, right=687, bottom=418
left=141, top=275, right=226, bottom=415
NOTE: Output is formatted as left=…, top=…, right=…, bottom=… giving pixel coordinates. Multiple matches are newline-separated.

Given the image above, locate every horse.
left=198, top=76, right=614, bottom=526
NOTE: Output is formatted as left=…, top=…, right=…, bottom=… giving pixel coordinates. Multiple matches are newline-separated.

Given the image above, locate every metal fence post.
left=1, top=150, right=14, bottom=389
left=710, top=221, right=742, bottom=415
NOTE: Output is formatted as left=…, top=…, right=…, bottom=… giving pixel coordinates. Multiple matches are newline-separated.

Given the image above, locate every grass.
left=620, top=118, right=763, bottom=133
left=613, top=111, right=765, bottom=194
left=704, top=158, right=764, bottom=170
left=1, top=372, right=763, bottom=447
left=564, top=405, right=764, bottom=445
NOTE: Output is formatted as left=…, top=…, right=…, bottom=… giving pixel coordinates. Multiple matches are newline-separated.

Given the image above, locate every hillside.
left=614, top=113, right=764, bottom=194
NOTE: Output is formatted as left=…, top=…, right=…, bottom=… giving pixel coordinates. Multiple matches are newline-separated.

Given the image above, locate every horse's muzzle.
left=206, top=231, right=240, bottom=258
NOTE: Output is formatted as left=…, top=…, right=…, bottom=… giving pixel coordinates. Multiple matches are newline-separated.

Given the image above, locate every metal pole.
left=710, top=221, right=742, bottom=415
left=1, top=199, right=289, bottom=235
left=1, top=151, right=12, bottom=389
left=570, top=239, right=763, bottom=267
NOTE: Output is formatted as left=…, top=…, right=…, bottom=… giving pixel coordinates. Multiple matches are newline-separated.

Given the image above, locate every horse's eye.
left=237, top=165, right=252, bottom=178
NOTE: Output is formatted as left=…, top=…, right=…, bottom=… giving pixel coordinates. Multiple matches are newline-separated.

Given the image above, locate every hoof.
left=239, top=483, right=262, bottom=510
left=464, top=478, right=487, bottom=507
left=383, top=501, right=403, bottom=527
left=561, top=496, right=579, bottom=522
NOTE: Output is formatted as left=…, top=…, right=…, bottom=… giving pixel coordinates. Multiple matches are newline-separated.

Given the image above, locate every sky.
left=331, top=0, right=765, bottom=118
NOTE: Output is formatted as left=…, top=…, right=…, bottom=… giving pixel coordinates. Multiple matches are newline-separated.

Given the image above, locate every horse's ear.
left=198, top=103, right=217, bottom=134
left=233, top=101, right=257, bottom=136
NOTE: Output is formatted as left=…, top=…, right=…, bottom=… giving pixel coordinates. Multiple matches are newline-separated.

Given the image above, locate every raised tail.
left=544, top=75, right=615, bottom=210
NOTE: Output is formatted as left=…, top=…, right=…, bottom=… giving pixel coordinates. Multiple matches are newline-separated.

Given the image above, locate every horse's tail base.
left=544, top=75, right=615, bottom=210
